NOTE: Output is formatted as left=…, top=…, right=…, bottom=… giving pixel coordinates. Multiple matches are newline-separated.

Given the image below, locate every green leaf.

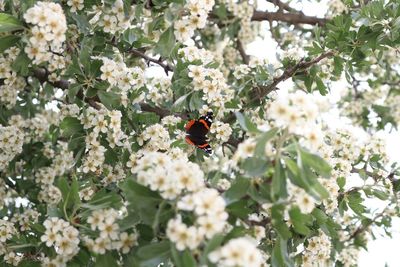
left=60, top=117, right=84, bottom=137
left=123, top=28, right=138, bottom=45
left=347, top=192, right=366, bottom=215
left=80, top=189, right=123, bottom=217
left=337, top=177, right=346, bottom=189
left=315, top=76, right=328, bottom=95
left=202, top=234, right=224, bottom=264
left=70, top=13, right=90, bottom=34
left=226, top=199, right=252, bottom=219
left=137, top=241, right=171, bottom=267
left=12, top=51, right=30, bottom=76
left=121, top=179, right=163, bottom=225
left=95, top=252, right=119, bottom=267
left=240, top=157, right=268, bottom=177
left=372, top=189, right=388, bottom=200
left=154, top=26, right=175, bottom=58
left=271, top=205, right=292, bottom=239
left=254, top=128, right=278, bottom=157
left=0, top=35, right=20, bottom=52
left=119, top=212, right=140, bottom=231
left=223, top=177, right=250, bottom=205
left=289, top=207, right=311, bottom=236
left=98, top=90, right=120, bottom=109
left=235, top=112, right=261, bottom=133
left=0, top=13, right=24, bottom=32
left=271, top=238, right=294, bottom=267
left=299, top=148, right=332, bottom=178
left=312, top=208, right=328, bottom=225
left=271, top=160, right=287, bottom=200
left=171, top=92, right=191, bottom=111
left=68, top=84, right=82, bottom=102
left=182, top=251, right=196, bottom=267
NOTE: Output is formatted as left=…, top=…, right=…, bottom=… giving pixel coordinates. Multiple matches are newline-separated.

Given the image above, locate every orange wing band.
left=198, top=143, right=209, bottom=148
left=185, top=136, right=195, bottom=146
left=199, top=119, right=210, bottom=130
left=185, top=120, right=195, bottom=131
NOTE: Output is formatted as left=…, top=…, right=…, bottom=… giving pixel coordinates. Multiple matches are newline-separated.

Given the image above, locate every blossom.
left=209, top=237, right=264, bottom=267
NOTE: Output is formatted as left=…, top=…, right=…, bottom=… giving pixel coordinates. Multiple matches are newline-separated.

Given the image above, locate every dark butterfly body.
left=185, top=112, right=213, bottom=154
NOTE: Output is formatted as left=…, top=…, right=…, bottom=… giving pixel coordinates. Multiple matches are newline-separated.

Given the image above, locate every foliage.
left=0, top=0, right=400, bottom=267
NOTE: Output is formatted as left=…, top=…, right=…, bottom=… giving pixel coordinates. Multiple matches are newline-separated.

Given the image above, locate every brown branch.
left=128, top=48, right=173, bottom=74
left=33, top=68, right=100, bottom=109
left=252, top=10, right=327, bottom=26
left=236, top=39, right=250, bottom=65
left=33, top=68, right=69, bottom=89
left=266, top=0, right=300, bottom=13
left=139, top=103, right=189, bottom=120
left=250, top=50, right=335, bottom=103
left=348, top=210, right=386, bottom=240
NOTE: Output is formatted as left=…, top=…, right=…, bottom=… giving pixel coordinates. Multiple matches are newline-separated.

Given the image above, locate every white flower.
left=174, top=20, right=195, bottom=43
left=209, top=237, right=264, bottom=267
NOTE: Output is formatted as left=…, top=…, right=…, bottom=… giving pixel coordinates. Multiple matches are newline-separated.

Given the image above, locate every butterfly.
left=185, top=112, right=213, bottom=154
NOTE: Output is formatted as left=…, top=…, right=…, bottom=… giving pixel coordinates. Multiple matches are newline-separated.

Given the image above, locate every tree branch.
left=139, top=103, right=189, bottom=120
left=250, top=50, right=335, bottom=103
left=252, top=10, right=327, bottom=26
left=236, top=39, right=250, bottom=65
left=265, top=0, right=300, bottom=13
left=33, top=68, right=70, bottom=89
left=128, top=48, right=173, bottom=74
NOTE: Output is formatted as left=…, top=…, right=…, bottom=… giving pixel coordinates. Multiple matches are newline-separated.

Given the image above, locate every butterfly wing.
left=185, top=113, right=213, bottom=154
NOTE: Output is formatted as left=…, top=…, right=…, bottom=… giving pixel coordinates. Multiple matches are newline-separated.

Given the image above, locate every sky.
left=251, top=1, right=400, bottom=266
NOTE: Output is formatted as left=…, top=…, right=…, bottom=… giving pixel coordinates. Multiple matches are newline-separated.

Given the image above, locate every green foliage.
left=0, top=0, right=399, bottom=266
left=0, top=13, right=24, bottom=32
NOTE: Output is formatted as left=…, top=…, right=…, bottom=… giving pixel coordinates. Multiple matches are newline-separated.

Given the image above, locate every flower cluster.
left=287, top=183, right=316, bottom=214
left=223, top=0, right=258, bottom=45
left=146, top=77, right=173, bottom=105
left=167, top=188, right=228, bottom=250
left=191, top=66, right=234, bottom=107
left=130, top=151, right=205, bottom=199
left=101, top=164, right=125, bottom=185
left=179, top=45, right=214, bottom=63
left=0, top=125, right=24, bottom=170
left=208, top=237, right=264, bottom=267
left=67, top=0, right=84, bottom=13
left=174, top=0, right=215, bottom=43
left=0, top=219, right=17, bottom=243
left=23, top=2, right=67, bottom=66
left=84, top=209, right=138, bottom=254
left=137, top=123, right=171, bottom=151
left=80, top=108, right=128, bottom=173
left=40, top=218, right=80, bottom=262
left=99, top=57, right=145, bottom=106
left=35, top=142, right=73, bottom=204
left=89, top=0, right=134, bottom=34
left=3, top=251, right=23, bottom=266
left=11, top=208, right=40, bottom=232
left=8, top=112, right=55, bottom=144
left=0, top=47, right=26, bottom=108
left=337, top=246, right=359, bottom=267
left=328, top=0, right=348, bottom=16
left=210, top=121, right=233, bottom=143
left=301, top=230, right=332, bottom=266
left=385, top=93, right=400, bottom=125
left=269, top=91, right=325, bottom=151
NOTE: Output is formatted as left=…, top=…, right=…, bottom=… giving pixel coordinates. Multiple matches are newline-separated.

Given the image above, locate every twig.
left=236, top=39, right=250, bottom=65
left=252, top=10, right=327, bottom=26
left=128, top=48, right=173, bottom=75
left=250, top=50, right=335, bottom=103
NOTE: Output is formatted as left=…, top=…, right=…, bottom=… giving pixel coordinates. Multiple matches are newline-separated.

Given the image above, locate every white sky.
left=249, top=1, right=400, bottom=266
